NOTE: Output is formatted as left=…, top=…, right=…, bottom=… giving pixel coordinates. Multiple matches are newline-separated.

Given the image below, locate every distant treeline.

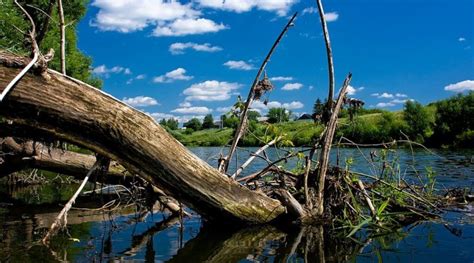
left=164, top=92, right=473, bottom=148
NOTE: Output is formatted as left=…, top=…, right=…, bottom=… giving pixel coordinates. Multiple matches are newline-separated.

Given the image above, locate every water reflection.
left=0, top=147, right=473, bottom=262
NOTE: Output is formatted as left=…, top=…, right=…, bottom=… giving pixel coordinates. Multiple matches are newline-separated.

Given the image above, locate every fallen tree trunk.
left=0, top=137, right=186, bottom=215
left=0, top=52, right=284, bottom=224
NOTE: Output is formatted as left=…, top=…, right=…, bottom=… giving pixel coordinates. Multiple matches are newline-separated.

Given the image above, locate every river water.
left=1, top=147, right=473, bottom=262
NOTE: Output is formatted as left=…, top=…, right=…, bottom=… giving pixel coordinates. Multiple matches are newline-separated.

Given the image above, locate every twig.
left=315, top=73, right=352, bottom=216
left=42, top=156, right=106, bottom=244
left=221, top=12, right=298, bottom=173
left=304, top=156, right=311, bottom=207
left=357, top=179, right=379, bottom=221
left=57, top=0, right=66, bottom=74
left=230, top=136, right=281, bottom=179
left=316, top=0, right=335, bottom=112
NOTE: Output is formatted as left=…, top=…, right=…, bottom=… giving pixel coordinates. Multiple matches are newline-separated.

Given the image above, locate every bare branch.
left=221, top=12, right=298, bottom=173
left=316, top=0, right=335, bottom=113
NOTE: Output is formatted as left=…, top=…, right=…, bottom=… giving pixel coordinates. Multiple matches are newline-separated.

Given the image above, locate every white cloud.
left=172, top=106, right=212, bottom=115
left=302, top=7, right=338, bottom=22
left=122, top=96, right=159, bottom=107
left=216, top=106, right=233, bottom=113
left=126, top=74, right=146, bottom=84
left=149, top=112, right=176, bottom=120
left=324, top=12, right=339, bottom=22
left=395, top=93, right=407, bottom=98
left=376, top=102, right=395, bottom=108
left=282, top=83, right=303, bottom=91
left=270, top=76, right=293, bottom=81
left=223, top=60, right=255, bottom=71
left=197, top=0, right=298, bottom=16
left=302, top=7, right=316, bottom=14
left=183, top=80, right=241, bottom=101
left=153, top=68, right=193, bottom=83
left=391, top=99, right=408, bottom=104
left=153, top=18, right=227, bottom=37
left=346, top=85, right=365, bottom=95
left=252, top=100, right=304, bottom=111
left=90, top=0, right=200, bottom=32
left=169, top=42, right=222, bottom=54
left=136, top=74, right=146, bottom=80
left=458, top=37, right=466, bottom=42
left=444, top=80, right=474, bottom=92
left=92, top=64, right=131, bottom=77
left=179, top=101, right=192, bottom=107
left=371, top=92, right=394, bottom=99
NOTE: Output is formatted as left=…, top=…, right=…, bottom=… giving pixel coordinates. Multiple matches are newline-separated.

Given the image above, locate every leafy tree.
left=267, top=108, right=290, bottom=123
left=160, top=118, right=179, bottom=130
left=202, top=114, right=215, bottom=129
left=184, top=118, right=202, bottom=131
left=431, top=92, right=474, bottom=147
left=0, top=0, right=102, bottom=88
left=223, top=115, right=239, bottom=129
left=313, top=98, right=324, bottom=116
left=403, top=100, right=432, bottom=143
left=247, top=110, right=261, bottom=121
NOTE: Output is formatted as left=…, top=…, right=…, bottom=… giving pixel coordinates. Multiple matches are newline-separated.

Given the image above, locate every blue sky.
left=77, top=0, right=473, bottom=123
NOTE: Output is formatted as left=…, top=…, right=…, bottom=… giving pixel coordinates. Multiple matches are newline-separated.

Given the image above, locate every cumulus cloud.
left=92, top=65, right=131, bottom=77
left=90, top=0, right=200, bottom=32
left=183, top=80, right=241, bottom=101
left=270, top=76, right=293, bottom=81
left=153, top=68, right=193, bottom=83
left=223, top=60, right=255, bottom=71
left=153, top=18, right=227, bottom=37
left=444, top=80, right=474, bottom=92
left=197, top=0, right=298, bottom=16
left=126, top=74, right=146, bottom=84
left=458, top=37, right=466, bottom=42
left=282, top=83, right=303, bottom=91
left=371, top=92, right=394, bottom=99
left=324, top=12, right=339, bottom=22
left=169, top=42, right=222, bottom=54
left=395, top=93, right=407, bottom=98
left=122, top=96, right=159, bottom=107
left=216, top=106, right=233, bottom=113
left=345, top=85, right=365, bottom=95
left=303, top=7, right=339, bottom=21
left=252, top=100, right=304, bottom=111
left=376, top=102, right=395, bottom=108
left=171, top=106, right=212, bottom=115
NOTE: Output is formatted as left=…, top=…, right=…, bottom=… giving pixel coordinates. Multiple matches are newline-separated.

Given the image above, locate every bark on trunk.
left=0, top=52, right=284, bottom=224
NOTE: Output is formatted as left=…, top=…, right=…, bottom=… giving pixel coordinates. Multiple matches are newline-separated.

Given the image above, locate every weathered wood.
left=0, top=52, right=284, bottom=224
left=315, top=73, right=352, bottom=215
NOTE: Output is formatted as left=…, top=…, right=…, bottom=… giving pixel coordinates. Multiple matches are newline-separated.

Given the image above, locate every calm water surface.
left=1, top=147, right=473, bottom=262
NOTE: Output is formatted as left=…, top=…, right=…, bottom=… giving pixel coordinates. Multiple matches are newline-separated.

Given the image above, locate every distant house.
left=257, top=116, right=269, bottom=122
left=297, top=113, right=313, bottom=121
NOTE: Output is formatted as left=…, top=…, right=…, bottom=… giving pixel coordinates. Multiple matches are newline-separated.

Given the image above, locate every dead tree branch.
left=42, top=155, right=107, bottom=244
left=315, top=73, right=352, bottom=216
left=316, top=0, right=335, bottom=114
left=57, top=0, right=66, bottom=74
left=221, top=12, right=298, bottom=173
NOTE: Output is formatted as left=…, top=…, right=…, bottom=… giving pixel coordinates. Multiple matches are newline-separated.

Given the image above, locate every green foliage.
left=431, top=92, right=474, bottom=147
left=313, top=98, right=324, bottom=116
left=247, top=110, right=261, bottom=121
left=202, top=114, right=215, bottom=129
left=403, top=100, right=433, bottom=143
left=159, top=118, right=179, bottom=130
left=267, top=107, right=290, bottom=123
left=184, top=118, right=202, bottom=131
left=0, top=0, right=102, bottom=87
left=222, top=115, right=240, bottom=129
